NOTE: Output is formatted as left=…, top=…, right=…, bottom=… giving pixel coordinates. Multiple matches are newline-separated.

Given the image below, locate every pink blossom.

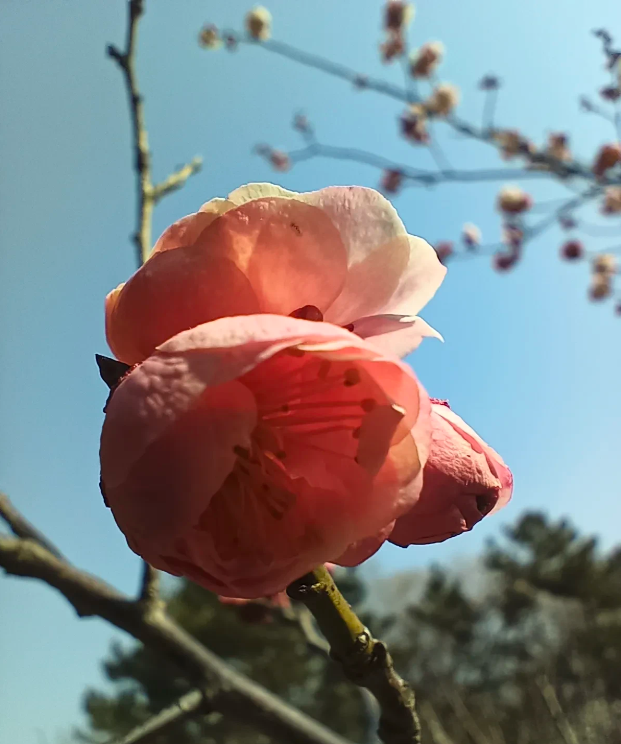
left=106, top=184, right=446, bottom=366
left=389, top=401, right=512, bottom=546
left=100, top=315, right=432, bottom=598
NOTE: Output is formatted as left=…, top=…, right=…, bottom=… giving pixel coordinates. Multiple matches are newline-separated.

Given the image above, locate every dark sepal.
left=95, top=354, right=131, bottom=389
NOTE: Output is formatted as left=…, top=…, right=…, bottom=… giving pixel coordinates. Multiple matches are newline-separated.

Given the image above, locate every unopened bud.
left=497, top=186, right=532, bottom=214
left=602, top=186, right=621, bottom=214
left=380, top=32, right=405, bottom=63
left=593, top=143, right=621, bottom=178
left=409, top=41, right=444, bottom=78
left=592, top=253, right=617, bottom=276
left=198, top=24, right=221, bottom=49
left=493, top=252, right=518, bottom=272
left=589, top=274, right=612, bottom=301
left=560, top=240, right=583, bottom=260
left=547, top=132, right=571, bottom=162
left=245, top=6, right=272, bottom=41
left=384, top=1, right=414, bottom=32
left=424, top=83, right=460, bottom=116
left=381, top=169, right=404, bottom=194
left=269, top=150, right=290, bottom=172
left=400, top=104, right=429, bottom=144
left=462, top=223, right=481, bottom=248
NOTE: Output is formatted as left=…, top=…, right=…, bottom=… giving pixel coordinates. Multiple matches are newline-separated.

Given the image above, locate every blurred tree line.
left=78, top=511, right=621, bottom=744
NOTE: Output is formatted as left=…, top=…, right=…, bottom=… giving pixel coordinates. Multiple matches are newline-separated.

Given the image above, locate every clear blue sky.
left=1, top=1, right=620, bottom=742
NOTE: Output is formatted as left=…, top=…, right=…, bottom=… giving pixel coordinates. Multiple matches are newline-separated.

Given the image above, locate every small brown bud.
left=560, top=240, right=583, bottom=260
left=381, top=169, right=404, bottom=194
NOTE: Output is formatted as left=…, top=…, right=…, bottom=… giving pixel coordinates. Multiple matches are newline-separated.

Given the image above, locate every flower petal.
left=351, top=314, right=443, bottom=357
left=105, top=253, right=261, bottom=365
left=193, top=197, right=348, bottom=315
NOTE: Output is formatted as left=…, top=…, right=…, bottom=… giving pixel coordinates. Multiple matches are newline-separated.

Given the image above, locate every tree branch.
left=0, top=505, right=353, bottom=744
left=0, top=491, right=65, bottom=561
left=152, top=157, right=203, bottom=203
left=107, top=0, right=200, bottom=266
left=288, top=565, right=421, bottom=744
left=107, top=689, right=212, bottom=744
left=289, top=142, right=555, bottom=186
left=138, top=561, right=160, bottom=610
left=240, top=36, right=620, bottom=186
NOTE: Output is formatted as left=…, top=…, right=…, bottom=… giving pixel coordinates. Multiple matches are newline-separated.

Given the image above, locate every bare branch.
left=107, top=0, right=152, bottom=266
left=107, top=689, right=212, bottom=744
left=0, top=491, right=65, bottom=561
left=239, top=36, right=618, bottom=185
left=152, top=157, right=203, bottom=203
left=288, top=565, right=421, bottom=744
left=107, top=1, right=201, bottom=266
left=0, top=507, right=353, bottom=744
left=288, top=142, right=554, bottom=187
left=138, top=561, right=160, bottom=609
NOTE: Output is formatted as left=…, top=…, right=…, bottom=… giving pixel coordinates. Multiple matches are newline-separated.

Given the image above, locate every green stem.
left=288, top=566, right=421, bottom=744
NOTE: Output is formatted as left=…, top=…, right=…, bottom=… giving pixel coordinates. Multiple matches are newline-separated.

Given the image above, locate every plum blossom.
left=100, top=316, right=432, bottom=597
left=106, top=184, right=446, bottom=366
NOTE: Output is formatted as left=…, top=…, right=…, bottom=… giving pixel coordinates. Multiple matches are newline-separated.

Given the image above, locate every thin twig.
left=152, top=157, right=203, bottom=203
left=288, top=142, right=554, bottom=186
left=106, top=689, right=212, bottom=744
left=240, top=36, right=618, bottom=186
left=288, top=565, right=421, bottom=744
left=108, top=0, right=200, bottom=266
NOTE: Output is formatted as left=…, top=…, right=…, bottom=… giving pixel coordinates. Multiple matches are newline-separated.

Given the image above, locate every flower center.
left=289, top=305, right=324, bottom=322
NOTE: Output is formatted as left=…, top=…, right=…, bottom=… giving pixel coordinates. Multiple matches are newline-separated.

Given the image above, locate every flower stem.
left=287, top=565, right=421, bottom=744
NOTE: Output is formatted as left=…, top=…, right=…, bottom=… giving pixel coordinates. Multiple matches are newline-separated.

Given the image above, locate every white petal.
left=227, top=182, right=298, bottom=204
left=352, top=314, right=443, bottom=358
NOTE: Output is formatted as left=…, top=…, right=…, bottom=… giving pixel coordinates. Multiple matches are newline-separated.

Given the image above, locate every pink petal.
left=101, top=315, right=433, bottom=597
left=195, top=197, right=348, bottom=315
left=230, top=184, right=445, bottom=323
left=334, top=521, right=395, bottom=566
left=106, top=254, right=261, bottom=365
left=351, top=314, right=443, bottom=357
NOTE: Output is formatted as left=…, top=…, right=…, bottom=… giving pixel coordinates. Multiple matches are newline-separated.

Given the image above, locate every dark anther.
left=96, top=354, right=131, bottom=390
left=289, top=305, right=324, bottom=322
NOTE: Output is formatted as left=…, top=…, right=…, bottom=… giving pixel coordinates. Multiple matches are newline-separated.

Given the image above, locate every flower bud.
left=381, top=169, right=404, bottom=194
left=245, top=6, right=272, bottom=41
left=602, top=186, right=621, bottom=214
left=497, top=186, right=532, bottom=214
left=424, top=83, right=460, bottom=117
left=462, top=223, right=481, bottom=248
left=560, top=240, right=583, bottom=260
left=409, top=41, right=444, bottom=78
left=593, top=143, right=621, bottom=178
left=589, top=274, right=612, bottom=301
left=198, top=24, right=221, bottom=49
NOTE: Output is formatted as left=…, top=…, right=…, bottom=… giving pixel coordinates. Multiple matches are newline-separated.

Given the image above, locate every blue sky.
left=1, top=0, right=620, bottom=742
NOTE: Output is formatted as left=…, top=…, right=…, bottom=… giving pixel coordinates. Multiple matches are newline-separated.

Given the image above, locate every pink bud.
left=593, top=143, right=621, bottom=178
left=493, top=252, right=518, bottom=272
left=389, top=401, right=512, bottom=546
left=560, top=240, right=583, bottom=260
left=381, top=169, right=404, bottom=194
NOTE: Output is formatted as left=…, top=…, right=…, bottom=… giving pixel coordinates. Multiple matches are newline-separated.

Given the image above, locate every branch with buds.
left=200, top=7, right=621, bottom=313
